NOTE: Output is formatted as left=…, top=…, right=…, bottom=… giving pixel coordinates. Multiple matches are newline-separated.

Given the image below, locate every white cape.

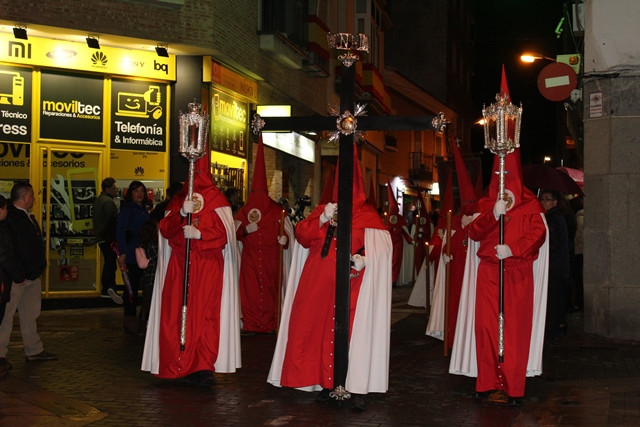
left=397, top=225, right=415, bottom=286
left=407, top=256, right=435, bottom=308
left=141, top=206, right=242, bottom=374
left=449, top=213, right=549, bottom=377
left=267, top=228, right=392, bottom=394
left=425, top=231, right=455, bottom=340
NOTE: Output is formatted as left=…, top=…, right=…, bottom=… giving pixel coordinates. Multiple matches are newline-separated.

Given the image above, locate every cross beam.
left=260, top=115, right=437, bottom=132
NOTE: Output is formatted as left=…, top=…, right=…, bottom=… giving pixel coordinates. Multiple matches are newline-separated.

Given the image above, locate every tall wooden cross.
left=259, top=32, right=443, bottom=400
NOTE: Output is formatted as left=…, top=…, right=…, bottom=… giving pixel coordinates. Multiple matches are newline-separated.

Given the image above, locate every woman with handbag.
left=116, top=181, right=151, bottom=334
left=136, top=219, right=159, bottom=335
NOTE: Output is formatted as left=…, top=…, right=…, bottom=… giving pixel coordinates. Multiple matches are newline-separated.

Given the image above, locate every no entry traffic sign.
left=537, top=62, right=578, bottom=102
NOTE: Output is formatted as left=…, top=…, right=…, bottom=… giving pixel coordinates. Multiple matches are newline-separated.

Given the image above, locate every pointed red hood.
left=437, top=168, right=454, bottom=228
left=317, top=143, right=384, bottom=231
left=250, top=134, right=269, bottom=195
left=240, top=134, right=280, bottom=216
left=330, top=144, right=367, bottom=210
left=386, top=180, right=399, bottom=217
left=477, top=67, right=542, bottom=217
left=168, top=145, right=229, bottom=213
left=318, top=168, right=335, bottom=205
left=386, top=180, right=408, bottom=227
left=474, top=170, right=483, bottom=200
left=417, top=191, right=430, bottom=222
left=368, top=176, right=377, bottom=209
left=451, top=134, right=477, bottom=216
left=478, top=148, right=542, bottom=216
left=500, top=63, right=511, bottom=101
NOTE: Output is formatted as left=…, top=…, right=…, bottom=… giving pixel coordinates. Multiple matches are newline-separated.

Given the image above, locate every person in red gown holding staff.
left=141, top=152, right=241, bottom=387
left=449, top=70, right=549, bottom=407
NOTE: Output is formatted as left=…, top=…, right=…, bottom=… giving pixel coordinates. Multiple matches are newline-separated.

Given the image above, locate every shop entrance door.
left=40, top=147, right=103, bottom=296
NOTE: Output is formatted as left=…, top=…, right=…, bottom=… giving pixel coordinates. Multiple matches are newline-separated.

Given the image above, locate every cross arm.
left=258, top=115, right=438, bottom=132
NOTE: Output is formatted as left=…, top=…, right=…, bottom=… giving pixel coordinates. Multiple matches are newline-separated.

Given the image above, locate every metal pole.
left=276, top=209, right=285, bottom=333
left=180, top=160, right=195, bottom=351
left=497, top=154, right=506, bottom=363
left=443, top=210, right=452, bottom=357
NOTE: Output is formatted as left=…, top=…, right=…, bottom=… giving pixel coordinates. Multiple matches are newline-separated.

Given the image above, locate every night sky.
left=470, top=0, right=570, bottom=169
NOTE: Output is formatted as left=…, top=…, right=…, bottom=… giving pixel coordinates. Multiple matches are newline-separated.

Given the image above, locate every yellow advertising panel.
left=110, top=149, right=166, bottom=180
left=0, top=142, right=31, bottom=181
left=0, top=34, right=176, bottom=81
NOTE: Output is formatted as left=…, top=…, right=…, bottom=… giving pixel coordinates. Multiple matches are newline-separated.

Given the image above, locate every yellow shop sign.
left=0, top=34, right=176, bottom=81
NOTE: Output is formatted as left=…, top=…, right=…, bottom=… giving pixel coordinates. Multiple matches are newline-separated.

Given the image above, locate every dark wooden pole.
left=334, top=62, right=355, bottom=392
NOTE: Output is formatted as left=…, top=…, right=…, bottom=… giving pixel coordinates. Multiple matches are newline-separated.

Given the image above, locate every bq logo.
left=154, top=60, right=168, bottom=75
left=91, top=51, right=108, bottom=67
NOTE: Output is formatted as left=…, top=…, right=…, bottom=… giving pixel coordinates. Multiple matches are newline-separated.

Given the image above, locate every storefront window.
left=42, top=149, right=101, bottom=294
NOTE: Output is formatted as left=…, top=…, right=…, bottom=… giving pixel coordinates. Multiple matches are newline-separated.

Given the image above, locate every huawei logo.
left=91, top=51, right=108, bottom=66
left=134, top=166, right=144, bottom=176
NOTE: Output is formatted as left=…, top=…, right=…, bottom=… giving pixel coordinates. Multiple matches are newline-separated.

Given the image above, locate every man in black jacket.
left=92, top=177, right=122, bottom=304
left=0, top=194, right=18, bottom=377
left=0, top=182, right=57, bottom=371
left=539, top=189, right=570, bottom=342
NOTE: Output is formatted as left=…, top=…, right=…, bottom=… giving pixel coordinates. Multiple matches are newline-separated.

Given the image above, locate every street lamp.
left=521, top=52, right=581, bottom=75
left=520, top=50, right=583, bottom=169
left=520, top=52, right=555, bottom=63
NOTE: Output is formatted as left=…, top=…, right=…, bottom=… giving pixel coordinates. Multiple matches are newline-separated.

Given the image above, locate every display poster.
left=45, top=152, right=100, bottom=293
left=211, top=88, right=247, bottom=158
left=0, top=64, right=32, bottom=143
left=110, top=149, right=166, bottom=180
left=0, top=142, right=30, bottom=180
left=110, top=79, right=167, bottom=152
left=40, top=71, right=103, bottom=142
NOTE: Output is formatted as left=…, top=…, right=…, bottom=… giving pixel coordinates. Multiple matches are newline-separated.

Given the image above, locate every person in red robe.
left=268, top=145, right=393, bottom=412
left=385, top=181, right=412, bottom=286
left=141, top=150, right=241, bottom=386
left=427, top=138, right=480, bottom=348
left=235, top=135, right=293, bottom=333
left=449, top=68, right=549, bottom=407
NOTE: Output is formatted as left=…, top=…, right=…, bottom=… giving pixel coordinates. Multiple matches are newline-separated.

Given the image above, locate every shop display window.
left=43, top=150, right=100, bottom=293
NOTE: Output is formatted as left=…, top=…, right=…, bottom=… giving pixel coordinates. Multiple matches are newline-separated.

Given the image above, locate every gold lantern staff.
left=481, top=87, right=522, bottom=363
left=177, top=102, right=209, bottom=351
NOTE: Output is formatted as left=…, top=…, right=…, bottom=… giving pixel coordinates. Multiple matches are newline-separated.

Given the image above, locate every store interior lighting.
left=86, top=35, right=100, bottom=49
left=155, top=44, right=169, bottom=57
left=13, top=26, right=28, bottom=40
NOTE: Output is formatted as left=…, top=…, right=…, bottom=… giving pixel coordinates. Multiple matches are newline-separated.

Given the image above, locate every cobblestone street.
left=1, top=287, right=640, bottom=426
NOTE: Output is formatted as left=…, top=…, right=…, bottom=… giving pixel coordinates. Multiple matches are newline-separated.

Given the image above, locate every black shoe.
left=0, top=357, right=12, bottom=370
left=350, top=394, right=366, bottom=412
left=25, top=351, right=58, bottom=362
left=180, top=370, right=216, bottom=387
left=315, top=388, right=332, bottom=403
left=473, top=390, right=496, bottom=400
left=0, top=357, right=10, bottom=377
left=559, top=323, right=568, bottom=336
left=508, top=396, right=524, bottom=407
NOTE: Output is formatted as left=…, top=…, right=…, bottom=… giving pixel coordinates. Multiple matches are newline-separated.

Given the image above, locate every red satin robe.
left=156, top=207, right=228, bottom=378
left=236, top=204, right=287, bottom=333
left=467, top=210, right=546, bottom=397
left=442, top=217, right=468, bottom=348
left=386, top=220, right=411, bottom=283
left=280, top=206, right=367, bottom=389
